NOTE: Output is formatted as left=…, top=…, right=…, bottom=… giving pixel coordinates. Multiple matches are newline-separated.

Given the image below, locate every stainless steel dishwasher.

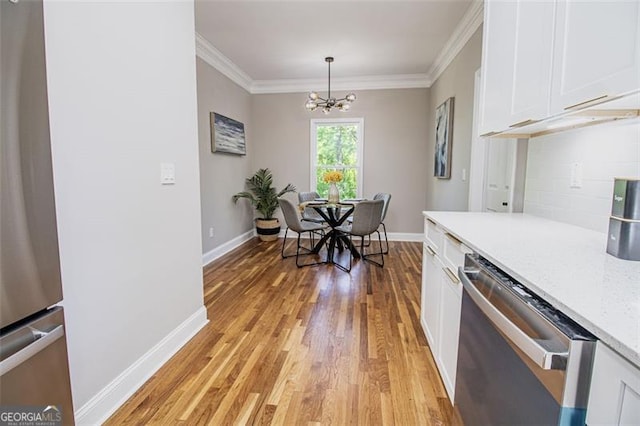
left=455, top=254, right=596, bottom=426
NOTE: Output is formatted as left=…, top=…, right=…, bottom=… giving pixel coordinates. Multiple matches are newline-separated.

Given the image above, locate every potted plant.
left=232, top=168, right=296, bottom=242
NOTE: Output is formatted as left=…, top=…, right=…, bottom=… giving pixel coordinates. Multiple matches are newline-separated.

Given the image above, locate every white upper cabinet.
left=480, top=0, right=555, bottom=134
left=479, top=0, right=555, bottom=136
left=551, top=1, right=640, bottom=113
left=479, top=0, right=640, bottom=136
left=479, top=1, right=517, bottom=135
left=510, top=2, right=555, bottom=123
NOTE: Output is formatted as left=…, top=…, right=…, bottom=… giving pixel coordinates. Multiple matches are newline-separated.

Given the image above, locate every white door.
left=484, top=139, right=516, bottom=212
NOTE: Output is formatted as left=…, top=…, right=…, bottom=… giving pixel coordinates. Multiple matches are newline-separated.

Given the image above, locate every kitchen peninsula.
left=423, top=211, right=639, bottom=365
left=421, top=211, right=640, bottom=424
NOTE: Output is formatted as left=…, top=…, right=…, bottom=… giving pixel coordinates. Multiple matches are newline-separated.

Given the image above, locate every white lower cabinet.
left=421, top=243, right=441, bottom=350
left=587, top=343, right=640, bottom=425
left=436, top=263, right=463, bottom=401
left=421, top=223, right=469, bottom=403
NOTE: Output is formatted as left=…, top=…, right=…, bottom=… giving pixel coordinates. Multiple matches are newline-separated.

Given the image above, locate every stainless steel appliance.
left=1, top=0, right=75, bottom=423
left=607, top=178, right=640, bottom=261
left=456, top=254, right=595, bottom=426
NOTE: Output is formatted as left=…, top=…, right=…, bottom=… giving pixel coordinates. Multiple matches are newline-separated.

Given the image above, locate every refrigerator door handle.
left=0, top=325, right=64, bottom=376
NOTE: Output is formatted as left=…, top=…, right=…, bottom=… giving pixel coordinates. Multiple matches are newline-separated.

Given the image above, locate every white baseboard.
left=202, top=230, right=254, bottom=267
left=387, top=232, right=422, bottom=242
left=281, top=230, right=422, bottom=242
left=203, top=229, right=422, bottom=265
left=74, top=307, right=208, bottom=425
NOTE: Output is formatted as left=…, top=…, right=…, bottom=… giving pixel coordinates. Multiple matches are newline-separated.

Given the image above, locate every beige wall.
left=251, top=88, right=430, bottom=233
left=427, top=26, right=483, bottom=211
left=196, top=58, right=254, bottom=253
left=197, top=25, right=482, bottom=246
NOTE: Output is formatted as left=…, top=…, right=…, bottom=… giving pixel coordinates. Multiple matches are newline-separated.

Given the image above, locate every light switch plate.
left=160, top=162, right=175, bottom=185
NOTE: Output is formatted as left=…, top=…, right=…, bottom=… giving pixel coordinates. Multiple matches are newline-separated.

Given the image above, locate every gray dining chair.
left=278, top=198, right=326, bottom=268
left=373, top=193, right=391, bottom=254
left=298, top=191, right=325, bottom=224
left=335, top=199, right=385, bottom=272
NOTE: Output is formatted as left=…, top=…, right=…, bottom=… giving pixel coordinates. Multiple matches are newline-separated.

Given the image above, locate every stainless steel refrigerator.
left=1, top=0, right=75, bottom=424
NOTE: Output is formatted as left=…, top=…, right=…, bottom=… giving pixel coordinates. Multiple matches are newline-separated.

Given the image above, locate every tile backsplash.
left=524, top=120, right=640, bottom=233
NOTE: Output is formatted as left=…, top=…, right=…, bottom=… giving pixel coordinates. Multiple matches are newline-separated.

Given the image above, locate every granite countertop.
left=423, top=211, right=640, bottom=368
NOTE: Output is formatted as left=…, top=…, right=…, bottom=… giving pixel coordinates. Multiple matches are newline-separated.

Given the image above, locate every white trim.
left=310, top=118, right=364, bottom=199
left=74, top=307, right=208, bottom=425
left=468, top=68, right=488, bottom=212
left=281, top=230, right=422, bottom=242
left=195, top=32, right=253, bottom=93
left=194, top=2, right=483, bottom=94
left=426, top=0, right=484, bottom=85
left=251, top=74, right=431, bottom=94
left=202, top=229, right=255, bottom=267
left=386, top=232, right=423, bottom=242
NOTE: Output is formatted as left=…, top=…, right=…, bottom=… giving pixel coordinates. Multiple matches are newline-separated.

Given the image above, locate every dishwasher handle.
left=458, top=267, right=568, bottom=370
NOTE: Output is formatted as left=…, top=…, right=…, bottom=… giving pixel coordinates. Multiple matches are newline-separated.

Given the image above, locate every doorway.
left=468, top=68, right=527, bottom=213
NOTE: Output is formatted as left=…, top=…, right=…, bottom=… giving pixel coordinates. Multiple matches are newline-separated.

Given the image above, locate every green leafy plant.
left=232, top=168, right=296, bottom=219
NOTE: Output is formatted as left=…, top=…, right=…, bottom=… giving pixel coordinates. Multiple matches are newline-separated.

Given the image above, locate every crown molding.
left=195, top=1, right=483, bottom=94
left=426, top=0, right=484, bottom=84
left=251, top=73, right=431, bottom=94
left=195, top=32, right=253, bottom=93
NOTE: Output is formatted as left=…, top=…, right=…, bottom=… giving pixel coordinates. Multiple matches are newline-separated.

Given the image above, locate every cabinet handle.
left=508, top=118, right=537, bottom=128
left=480, top=131, right=501, bottom=137
left=426, top=218, right=436, bottom=225
left=564, top=95, right=609, bottom=111
left=443, top=267, right=460, bottom=284
left=445, top=233, right=463, bottom=246
left=426, top=245, right=436, bottom=256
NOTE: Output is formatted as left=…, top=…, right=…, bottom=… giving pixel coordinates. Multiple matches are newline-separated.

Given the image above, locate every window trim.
left=309, top=118, right=364, bottom=198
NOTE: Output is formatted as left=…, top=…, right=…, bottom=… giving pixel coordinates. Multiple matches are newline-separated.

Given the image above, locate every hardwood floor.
left=105, top=238, right=455, bottom=425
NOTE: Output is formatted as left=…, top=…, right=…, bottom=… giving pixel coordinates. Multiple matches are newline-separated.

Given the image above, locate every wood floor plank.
left=105, top=239, right=454, bottom=425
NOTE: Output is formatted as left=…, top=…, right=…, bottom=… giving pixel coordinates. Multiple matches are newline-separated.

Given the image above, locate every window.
left=310, top=118, right=364, bottom=199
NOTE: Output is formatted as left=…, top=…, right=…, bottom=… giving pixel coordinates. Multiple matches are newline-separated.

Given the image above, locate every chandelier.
left=305, top=57, right=356, bottom=114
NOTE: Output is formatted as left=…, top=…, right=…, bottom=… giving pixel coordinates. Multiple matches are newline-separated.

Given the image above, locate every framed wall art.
left=434, top=97, right=454, bottom=179
left=211, top=112, right=246, bottom=155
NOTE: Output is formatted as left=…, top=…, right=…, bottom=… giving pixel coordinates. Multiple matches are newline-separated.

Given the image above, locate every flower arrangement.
left=323, top=170, right=343, bottom=184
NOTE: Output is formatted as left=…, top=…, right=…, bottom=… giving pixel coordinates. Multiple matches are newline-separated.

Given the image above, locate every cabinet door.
left=437, top=264, right=463, bottom=402
left=478, top=0, right=517, bottom=136
left=421, top=244, right=441, bottom=351
left=509, top=1, right=555, bottom=125
left=479, top=0, right=555, bottom=136
left=551, top=1, right=640, bottom=113
left=587, top=343, right=640, bottom=425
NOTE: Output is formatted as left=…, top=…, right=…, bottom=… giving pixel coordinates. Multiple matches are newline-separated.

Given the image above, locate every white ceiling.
left=194, top=0, right=481, bottom=91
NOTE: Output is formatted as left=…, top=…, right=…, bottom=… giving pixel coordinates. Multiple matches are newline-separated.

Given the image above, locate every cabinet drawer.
left=424, top=218, right=444, bottom=255
left=443, top=232, right=472, bottom=270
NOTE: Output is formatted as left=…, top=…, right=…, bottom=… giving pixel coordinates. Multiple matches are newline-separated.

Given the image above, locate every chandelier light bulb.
left=308, top=91, right=319, bottom=101
left=305, top=100, right=317, bottom=110
left=323, top=106, right=331, bottom=114
left=346, top=93, right=356, bottom=102
left=338, top=103, right=350, bottom=112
